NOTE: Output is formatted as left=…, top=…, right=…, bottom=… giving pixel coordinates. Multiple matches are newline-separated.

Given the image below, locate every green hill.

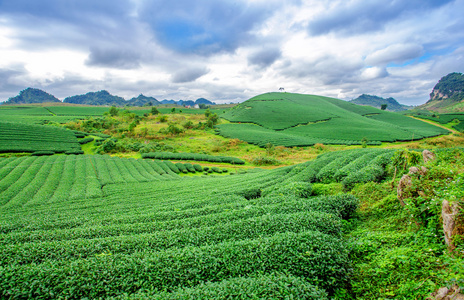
left=63, top=90, right=127, bottom=106
left=127, top=94, right=161, bottom=106
left=350, top=94, right=409, bottom=112
left=3, top=88, right=60, bottom=105
left=217, top=92, right=448, bottom=146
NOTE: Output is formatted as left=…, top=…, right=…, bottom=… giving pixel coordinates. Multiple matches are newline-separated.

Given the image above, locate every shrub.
left=251, top=156, right=280, bottom=166
left=211, top=167, right=222, bottom=173
left=184, top=163, right=196, bottom=173
left=79, top=137, right=94, bottom=144
left=31, top=151, right=55, bottom=156
left=175, top=163, right=188, bottom=173
left=193, top=164, right=203, bottom=172
left=65, top=150, right=85, bottom=155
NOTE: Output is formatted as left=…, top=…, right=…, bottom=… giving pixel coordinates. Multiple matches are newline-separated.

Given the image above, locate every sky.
left=0, top=0, right=463, bottom=105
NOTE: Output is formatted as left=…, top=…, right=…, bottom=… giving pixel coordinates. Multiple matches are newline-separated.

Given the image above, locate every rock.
left=431, top=286, right=449, bottom=300
left=442, top=200, right=460, bottom=250
left=423, top=150, right=436, bottom=163
left=409, top=166, right=420, bottom=174
left=429, top=285, right=464, bottom=300
left=397, top=174, right=412, bottom=206
left=408, top=166, right=428, bottom=176
left=421, top=166, right=428, bottom=175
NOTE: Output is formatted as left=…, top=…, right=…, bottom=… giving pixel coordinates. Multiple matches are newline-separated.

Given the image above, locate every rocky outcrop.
left=423, top=150, right=436, bottom=163
left=442, top=200, right=461, bottom=251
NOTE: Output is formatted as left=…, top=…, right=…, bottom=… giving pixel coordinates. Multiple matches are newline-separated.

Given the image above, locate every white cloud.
left=365, top=44, right=423, bottom=65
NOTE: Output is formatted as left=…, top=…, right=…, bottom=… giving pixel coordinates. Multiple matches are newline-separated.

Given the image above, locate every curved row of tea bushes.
left=0, top=151, right=364, bottom=298
left=142, top=151, right=245, bottom=165
left=0, top=210, right=341, bottom=265
left=141, top=273, right=328, bottom=300
left=0, top=121, right=81, bottom=153
left=0, top=231, right=349, bottom=298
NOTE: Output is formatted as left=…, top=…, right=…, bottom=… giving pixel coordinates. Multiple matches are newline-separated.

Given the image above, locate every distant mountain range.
left=349, top=94, right=410, bottom=112
left=2, top=88, right=216, bottom=107
left=419, top=72, right=464, bottom=112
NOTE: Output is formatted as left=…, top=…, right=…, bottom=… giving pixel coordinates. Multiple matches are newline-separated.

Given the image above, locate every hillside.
left=127, top=94, right=160, bottom=106
left=420, top=72, right=464, bottom=112
left=160, top=98, right=216, bottom=106
left=63, top=90, right=127, bottom=106
left=350, top=94, right=409, bottom=112
left=217, top=92, right=449, bottom=146
left=2, top=88, right=60, bottom=105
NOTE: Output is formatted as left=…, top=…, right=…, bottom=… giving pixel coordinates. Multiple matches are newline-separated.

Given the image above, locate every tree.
left=109, top=106, right=119, bottom=116
left=151, top=107, right=159, bottom=115
left=380, top=104, right=387, bottom=110
left=171, top=108, right=176, bottom=113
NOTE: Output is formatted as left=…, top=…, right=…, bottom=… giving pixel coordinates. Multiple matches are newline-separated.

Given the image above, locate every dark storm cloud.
left=308, top=0, right=455, bottom=36
left=86, top=47, right=142, bottom=69
left=248, top=48, right=282, bottom=68
left=138, top=0, right=280, bottom=55
left=172, top=67, right=210, bottom=83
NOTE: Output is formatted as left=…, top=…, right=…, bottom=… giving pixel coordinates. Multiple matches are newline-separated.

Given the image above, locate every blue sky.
left=0, top=0, right=463, bottom=105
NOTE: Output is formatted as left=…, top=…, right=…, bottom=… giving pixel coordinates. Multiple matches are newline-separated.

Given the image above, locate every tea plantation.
left=0, top=121, right=82, bottom=154
left=0, top=150, right=400, bottom=299
left=218, top=92, right=449, bottom=146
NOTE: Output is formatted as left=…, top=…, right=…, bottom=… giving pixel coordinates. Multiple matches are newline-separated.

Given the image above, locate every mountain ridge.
left=349, top=94, right=410, bottom=112
left=2, top=88, right=216, bottom=106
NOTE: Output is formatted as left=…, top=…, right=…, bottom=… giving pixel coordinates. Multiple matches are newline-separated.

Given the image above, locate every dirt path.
left=408, top=116, right=459, bottom=134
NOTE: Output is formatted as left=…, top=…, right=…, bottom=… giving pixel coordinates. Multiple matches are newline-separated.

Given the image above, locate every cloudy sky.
left=0, top=0, right=463, bottom=105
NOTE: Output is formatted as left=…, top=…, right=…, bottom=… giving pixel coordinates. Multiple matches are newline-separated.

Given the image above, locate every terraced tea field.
left=218, top=93, right=449, bottom=146
left=0, top=121, right=82, bottom=153
left=0, top=150, right=395, bottom=298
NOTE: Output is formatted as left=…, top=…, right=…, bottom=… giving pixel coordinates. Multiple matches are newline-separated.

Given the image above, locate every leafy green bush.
left=183, top=163, right=196, bottom=173
left=211, top=167, right=222, bottom=173
left=175, top=162, right=188, bottom=173
left=251, top=156, right=280, bottom=166
left=193, top=164, right=203, bottom=172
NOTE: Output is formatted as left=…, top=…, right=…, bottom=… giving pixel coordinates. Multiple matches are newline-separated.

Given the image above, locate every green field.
left=219, top=93, right=449, bottom=146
